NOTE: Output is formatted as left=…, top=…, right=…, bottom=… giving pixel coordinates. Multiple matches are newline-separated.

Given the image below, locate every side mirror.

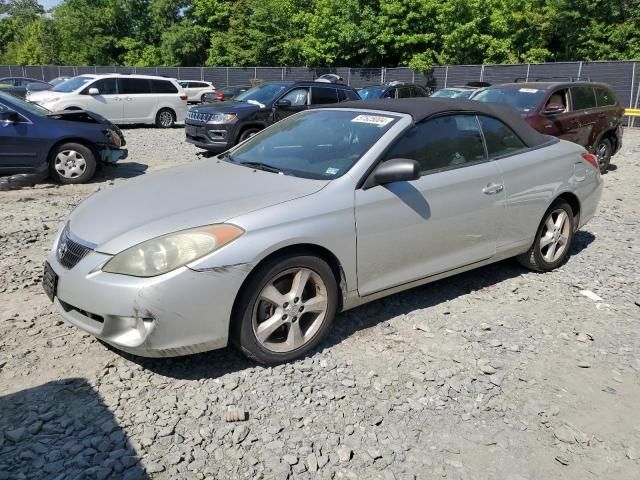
left=364, top=158, right=420, bottom=189
left=275, top=99, right=291, bottom=108
left=0, top=110, right=20, bottom=124
left=88, top=87, right=100, bottom=96
left=543, top=103, right=565, bottom=115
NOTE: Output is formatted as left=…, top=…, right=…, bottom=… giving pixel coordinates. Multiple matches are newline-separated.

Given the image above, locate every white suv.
left=178, top=80, right=216, bottom=103
left=27, top=74, right=188, bottom=128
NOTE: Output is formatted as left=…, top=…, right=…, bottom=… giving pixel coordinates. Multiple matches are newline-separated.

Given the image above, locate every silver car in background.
left=43, top=99, right=602, bottom=364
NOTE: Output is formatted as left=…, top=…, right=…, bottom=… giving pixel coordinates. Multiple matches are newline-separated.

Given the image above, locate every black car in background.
left=0, top=77, right=52, bottom=99
left=186, top=80, right=360, bottom=153
left=0, top=92, right=127, bottom=187
left=202, top=85, right=251, bottom=103
left=358, top=82, right=430, bottom=100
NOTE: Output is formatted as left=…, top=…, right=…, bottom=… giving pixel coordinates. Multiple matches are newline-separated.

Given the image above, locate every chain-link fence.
left=2, top=61, right=638, bottom=124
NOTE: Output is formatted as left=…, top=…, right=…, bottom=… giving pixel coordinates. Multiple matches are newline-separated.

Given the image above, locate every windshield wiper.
left=239, top=161, right=286, bottom=174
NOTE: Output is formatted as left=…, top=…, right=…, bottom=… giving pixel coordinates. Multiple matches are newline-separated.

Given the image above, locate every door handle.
left=482, top=183, right=504, bottom=195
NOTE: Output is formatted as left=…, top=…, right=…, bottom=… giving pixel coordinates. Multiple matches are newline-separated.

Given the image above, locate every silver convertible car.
left=44, top=99, right=602, bottom=364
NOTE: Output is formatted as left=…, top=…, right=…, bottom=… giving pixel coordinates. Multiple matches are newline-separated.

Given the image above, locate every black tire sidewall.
left=532, top=201, right=575, bottom=271
left=238, top=128, right=260, bottom=143
left=49, top=143, right=96, bottom=184
left=234, top=255, right=338, bottom=365
left=156, top=108, right=175, bottom=128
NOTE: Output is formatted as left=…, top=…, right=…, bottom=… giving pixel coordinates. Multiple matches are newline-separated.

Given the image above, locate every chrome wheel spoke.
left=554, top=211, right=567, bottom=230
left=540, top=232, right=554, bottom=248
left=285, top=321, right=304, bottom=350
left=303, top=295, right=326, bottom=313
left=544, top=241, right=557, bottom=262
left=545, top=216, right=555, bottom=232
left=255, top=312, right=285, bottom=343
left=260, top=284, right=286, bottom=306
left=290, top=269, right=311, bottom=299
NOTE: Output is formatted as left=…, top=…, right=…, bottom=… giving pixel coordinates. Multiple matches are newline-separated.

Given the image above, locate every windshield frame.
left=472, top=86, right=547, bottom=113
left=224, top=109, right=403, bottom=180
left=233, top=82, right=293, bottom=105
left=0, top=91, right=50, bottom=117
left=51, top=76, right=95, bottom=93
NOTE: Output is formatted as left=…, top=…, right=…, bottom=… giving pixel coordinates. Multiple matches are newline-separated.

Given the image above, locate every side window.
left=478, top=115, right=526, bottom=158
left=311, top=87, right=339, bottom=104
left=381, top=88, right=396, bottom=99
left=397, top=87, right=412, bottom=98
left=383, top=114, right=486, bottom=173
left=119, top=78, right=151, bottom=94
left=87, top=78, right=118, bottom=95
left=151, top=80, right=178, bottom=94
left=544, top=89, right=568, bottom=112
left=412, top=86, right=428, bottom=97
left=179, top=81, right=189, bottom=89
left=344, top=90, right=360, bottom=101
left=281, top=88, right=309, bottom=106
left=571, top=87, right=596, bottom=110
left=595, top=87, right=616, bottom=107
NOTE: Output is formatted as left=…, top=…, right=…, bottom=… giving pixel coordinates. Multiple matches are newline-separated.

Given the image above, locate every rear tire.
left=595, top=137, right=612, bottom=173
left=232, top=254, right=338, bottom=365
left=49, top=143, right=96, bottom=184
left=155, top=108, right=175, bottom=128
left=517, top=201, right=575, bottom=272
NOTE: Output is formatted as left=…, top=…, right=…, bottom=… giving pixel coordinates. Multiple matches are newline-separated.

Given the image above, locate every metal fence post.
left=577, top=61, right=583, bottom=79
left=629, top=62, right=636, bottom=127
left=347, top=67, right=351, bottom=86
left=226, top=67, right=229, bottom=87
left=281, top=67, right=284, bottom=80
left=480, top=65, right=485, bottom=82
left=526, top=64, right=530, bottom=81
left=444, top=66, right=449, bottom=88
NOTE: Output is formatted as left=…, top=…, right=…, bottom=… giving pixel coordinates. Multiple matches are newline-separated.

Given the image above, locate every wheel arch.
left=553, top=191, right=581, bottom=231
left=229, top=243, right=347, bottom=337
left=593, top=127, right=620, bottom=153
left=234, top=123, right=266, bottom=144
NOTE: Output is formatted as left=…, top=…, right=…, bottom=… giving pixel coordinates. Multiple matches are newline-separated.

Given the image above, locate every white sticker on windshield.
left=519, top=88, right=539, bottom=93
left=325, top=167, right=340, bottom=175
left=351, top=115, right=393, bottom=126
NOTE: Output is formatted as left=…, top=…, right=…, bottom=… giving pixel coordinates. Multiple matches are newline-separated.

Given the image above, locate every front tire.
left=232, top=255, right=339, bottom=365
left=517, top=201, right=575, bottom=272
left=595, top=137, right=612, bottom=173
left=49, top=143, right=96, bottom=184
left=155, top=108, right=176, bottom=128
left=237, top=127, right=261, bottom=144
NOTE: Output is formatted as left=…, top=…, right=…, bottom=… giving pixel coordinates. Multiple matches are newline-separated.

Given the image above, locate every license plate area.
left=42, top=261, right=58, bottom=303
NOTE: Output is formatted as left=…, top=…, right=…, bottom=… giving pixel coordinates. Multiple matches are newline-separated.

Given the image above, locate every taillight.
left=180, top=95, right=188, bottom=101
left=215, top=92, right=224, bottom=100
left=581, top=152, right=599, bottom=171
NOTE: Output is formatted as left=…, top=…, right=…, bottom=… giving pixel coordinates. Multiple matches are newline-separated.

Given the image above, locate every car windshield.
left=472, top=87, right=547, bottom=113
left=234, top=83, right=291, bottom=105
left=227, top=110, right=399, bottom=180
left=0, top=92, right=50, bottom=117
left=51, top=76, right=93, bottom=93
left=358, top=86, right=386, bottom=100
left=432, top=89, right=470, bottom=98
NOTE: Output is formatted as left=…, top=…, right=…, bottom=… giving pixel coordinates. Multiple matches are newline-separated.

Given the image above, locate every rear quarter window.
left=595, top=87, right=617, bottom=107
left=311, top=87, right=339, bottom=104
left=119, top=78, right=152, bottom=94
left=151, top=80, right=178, bottom=94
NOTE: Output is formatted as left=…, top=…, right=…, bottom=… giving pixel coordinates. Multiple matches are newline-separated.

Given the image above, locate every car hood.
left=192, top=101, right=261, bottom=115
left=68, top=159, right=328, bottom=254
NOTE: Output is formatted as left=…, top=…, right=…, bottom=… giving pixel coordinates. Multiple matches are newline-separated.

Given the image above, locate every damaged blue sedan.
left=0, top=92, right=127, bottom=186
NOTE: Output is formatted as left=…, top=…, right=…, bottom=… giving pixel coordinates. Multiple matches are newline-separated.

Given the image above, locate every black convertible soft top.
left=330, top=97, right=552, bottom=148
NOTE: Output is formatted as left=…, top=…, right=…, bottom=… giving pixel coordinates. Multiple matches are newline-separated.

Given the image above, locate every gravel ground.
left=0, top=126, right=639, bottom=480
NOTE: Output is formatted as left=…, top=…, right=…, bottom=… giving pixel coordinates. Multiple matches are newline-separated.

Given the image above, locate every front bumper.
left=185, top=121, right=234, bottom=152
left=99, top=147, right=128, bottom=164
left=46, top=247, right=250, bottom=357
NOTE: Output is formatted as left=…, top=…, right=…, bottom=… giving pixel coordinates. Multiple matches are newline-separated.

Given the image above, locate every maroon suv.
left=472, top=82, right=624, bottom=172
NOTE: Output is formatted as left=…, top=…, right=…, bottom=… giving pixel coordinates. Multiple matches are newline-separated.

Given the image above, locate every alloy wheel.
left=596, top=142, right=610, bottom=170
left=539, top=209, right=571, bottom=263
left=159, top=111, right=173, bottom=127
left=252, top=267, right=328, bottom=353
left=54, top=150, right=87, bottom=179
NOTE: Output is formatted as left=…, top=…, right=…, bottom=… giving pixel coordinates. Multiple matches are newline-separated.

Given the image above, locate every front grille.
left=186, top=111, right=211, bottom=123
left=56, top=227, right=93, bottom=270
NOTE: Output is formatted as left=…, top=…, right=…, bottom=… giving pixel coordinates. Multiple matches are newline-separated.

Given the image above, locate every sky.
left=39, top=0, right=62, bottom=10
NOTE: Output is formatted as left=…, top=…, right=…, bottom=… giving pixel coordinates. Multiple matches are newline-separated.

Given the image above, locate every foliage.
left=0, top=0, right=638, bottom=66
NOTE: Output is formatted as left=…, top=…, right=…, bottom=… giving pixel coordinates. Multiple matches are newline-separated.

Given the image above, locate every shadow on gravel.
left=95, top=162, right=149, bottom=181
left=0, top=379, right=148, bottom=480
left=115, top=232, right=597, bottom=379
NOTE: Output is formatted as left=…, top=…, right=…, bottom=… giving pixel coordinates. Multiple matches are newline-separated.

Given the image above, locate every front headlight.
left=103, top=129, right=122, bottom=147
left=207, top=113, right=236, bottom=124
left=40, top=96, right=61, bottom=104
left=102, top=224, right=244, bottom=277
